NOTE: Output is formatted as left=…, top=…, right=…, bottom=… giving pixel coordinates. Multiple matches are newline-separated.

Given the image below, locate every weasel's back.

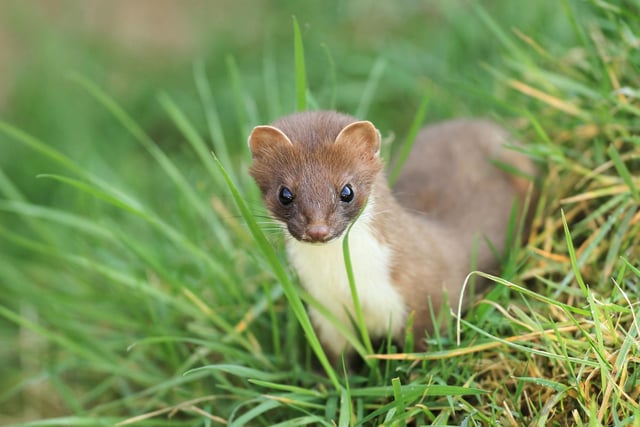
left=393, top=119, right=536, bottom=268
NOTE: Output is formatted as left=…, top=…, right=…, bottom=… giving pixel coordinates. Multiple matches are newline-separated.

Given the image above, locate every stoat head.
left=248, top=111, right=383, bottom=243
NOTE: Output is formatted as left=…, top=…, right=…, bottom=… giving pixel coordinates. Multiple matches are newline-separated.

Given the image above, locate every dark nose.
left=305, top=224, right=330, bottom=242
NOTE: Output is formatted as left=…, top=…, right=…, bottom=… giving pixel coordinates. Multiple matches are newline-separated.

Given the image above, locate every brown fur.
left=386, top=119, right=536, bottom=349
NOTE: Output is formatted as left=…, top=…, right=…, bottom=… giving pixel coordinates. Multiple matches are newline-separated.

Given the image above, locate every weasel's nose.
left=305, top=224, right=330, bottom=242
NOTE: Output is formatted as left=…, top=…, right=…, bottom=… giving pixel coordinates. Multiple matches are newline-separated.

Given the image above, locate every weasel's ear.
left=334, top=121, right=381, bottom=160
left=248, top=125, right=293, bottom=160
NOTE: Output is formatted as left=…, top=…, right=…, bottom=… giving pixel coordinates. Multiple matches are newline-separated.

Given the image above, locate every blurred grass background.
left=1, top=0, right=638, bottom=425
left=1, top=0, right=579, bottom=197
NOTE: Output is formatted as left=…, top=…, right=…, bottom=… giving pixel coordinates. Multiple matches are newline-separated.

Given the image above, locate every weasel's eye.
left=339, top=184, right=354, bottom=203
left=278, top=187, right=295, bottom=206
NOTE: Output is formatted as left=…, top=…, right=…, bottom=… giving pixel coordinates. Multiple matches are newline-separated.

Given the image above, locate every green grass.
left=1, top=0, right=639, bottom=425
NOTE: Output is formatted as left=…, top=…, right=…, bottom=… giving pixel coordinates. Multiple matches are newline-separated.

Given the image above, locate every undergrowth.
left=0, top=1, right=638, bottom=426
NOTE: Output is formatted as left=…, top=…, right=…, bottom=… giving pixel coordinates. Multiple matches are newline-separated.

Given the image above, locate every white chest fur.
left=285, top=199, right=407, bottom=356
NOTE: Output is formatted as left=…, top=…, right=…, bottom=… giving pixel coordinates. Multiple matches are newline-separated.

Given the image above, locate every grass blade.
left=338, top=386, right=352, bottom=427
left=193, top=59, right=235, bottom=175
left=209, top=151, right=341, bottom=390
left=226, top=55, right=255, bottom=137
left=293, top=16, right=307, bottom=111
left=355, top=58, right=387, bottom=119
left=388, top=91, right=429, bottom=186
left=342, top=202, right=375, bottom=359
left=607, top=144, right=639, bottom=202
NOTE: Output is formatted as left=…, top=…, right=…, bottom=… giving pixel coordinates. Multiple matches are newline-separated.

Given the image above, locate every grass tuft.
left=1, top=1, right=638, bottom=425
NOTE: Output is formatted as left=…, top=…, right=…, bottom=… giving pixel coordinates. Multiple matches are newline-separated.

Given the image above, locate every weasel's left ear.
left=334, top=121, right=381, bottom=160
left=248, top=125, right=293, bottom=160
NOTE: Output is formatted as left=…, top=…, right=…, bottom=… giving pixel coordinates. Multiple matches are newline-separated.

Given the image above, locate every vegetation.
left=1, top=0, right=638, bottom=425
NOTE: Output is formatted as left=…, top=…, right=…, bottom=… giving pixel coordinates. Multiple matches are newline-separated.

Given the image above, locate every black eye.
left=278, top=187, right=295, bottom=206
left=339, top=184, right=354, bottom=203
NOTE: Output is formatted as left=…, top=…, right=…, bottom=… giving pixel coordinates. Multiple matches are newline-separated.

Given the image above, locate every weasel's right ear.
left=334, top=121, right=381, bottom=161
left=248, top=126, right=293, bottom=160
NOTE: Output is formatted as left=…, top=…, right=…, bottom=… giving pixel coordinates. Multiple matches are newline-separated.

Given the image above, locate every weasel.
left=248, top=111, right=535, bottom=360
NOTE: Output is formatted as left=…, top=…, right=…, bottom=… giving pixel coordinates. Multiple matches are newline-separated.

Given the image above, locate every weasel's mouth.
left=300, top=233, right=335, bottom=244
left=296, top=229, right=345, bottom=244
left=286, top=223, right=346, bottom=244
left=300, top=235, right=335, bottom=244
